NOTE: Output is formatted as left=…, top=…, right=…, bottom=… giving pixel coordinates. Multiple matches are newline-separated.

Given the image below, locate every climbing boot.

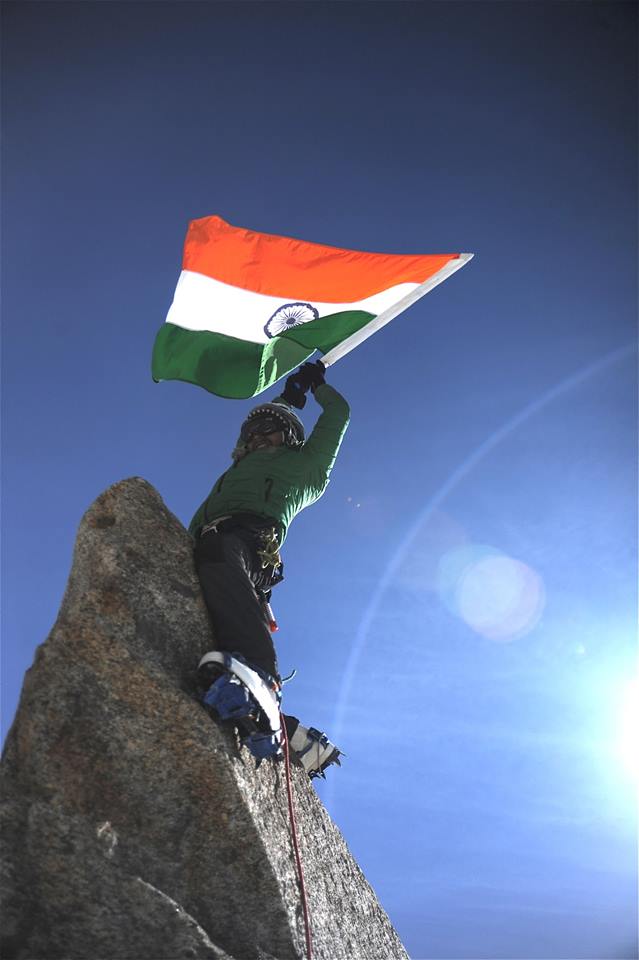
left=287, top=719, right=343, bottom=779
left=198, top=651, right=282, bottom=763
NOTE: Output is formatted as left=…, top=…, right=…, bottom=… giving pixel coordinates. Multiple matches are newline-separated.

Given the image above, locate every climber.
left=190, top=360, right=350, bottom=776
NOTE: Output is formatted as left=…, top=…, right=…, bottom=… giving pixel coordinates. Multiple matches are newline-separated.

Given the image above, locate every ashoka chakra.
left=264, top=302, right=319, bottom=339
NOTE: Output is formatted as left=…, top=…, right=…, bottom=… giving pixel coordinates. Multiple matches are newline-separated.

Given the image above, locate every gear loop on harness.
left=256, top=525, right=282, bottom=571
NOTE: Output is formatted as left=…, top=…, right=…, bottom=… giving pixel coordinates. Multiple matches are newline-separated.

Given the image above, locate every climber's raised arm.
left=277, top=360, right=349, bottom=482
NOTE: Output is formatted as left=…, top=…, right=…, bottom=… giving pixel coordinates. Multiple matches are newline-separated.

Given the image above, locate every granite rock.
left=1, top=478, right=409, bottom=960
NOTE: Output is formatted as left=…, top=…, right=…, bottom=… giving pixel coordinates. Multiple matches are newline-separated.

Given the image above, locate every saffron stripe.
left=183, top=215, right=460, bottom=302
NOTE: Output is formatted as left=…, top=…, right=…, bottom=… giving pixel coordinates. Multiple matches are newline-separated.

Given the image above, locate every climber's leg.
left=194, top=529, right=278, bottom=678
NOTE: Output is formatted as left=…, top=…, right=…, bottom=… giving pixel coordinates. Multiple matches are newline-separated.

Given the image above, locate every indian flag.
left=152, top=215, right=473, bottom=399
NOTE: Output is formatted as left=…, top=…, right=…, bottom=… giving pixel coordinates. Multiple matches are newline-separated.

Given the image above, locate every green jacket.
left=189, top=383, right=350, bottom=544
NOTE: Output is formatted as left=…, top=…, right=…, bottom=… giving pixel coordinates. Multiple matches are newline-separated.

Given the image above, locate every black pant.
left=194, top=528, right=279, bottom=679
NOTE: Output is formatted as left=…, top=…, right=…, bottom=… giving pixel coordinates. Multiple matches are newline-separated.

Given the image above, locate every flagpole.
left=320, top=253, right=474, bottom=368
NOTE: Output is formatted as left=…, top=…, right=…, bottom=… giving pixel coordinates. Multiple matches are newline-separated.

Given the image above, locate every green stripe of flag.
left=151, top=310, right=374, bottom=399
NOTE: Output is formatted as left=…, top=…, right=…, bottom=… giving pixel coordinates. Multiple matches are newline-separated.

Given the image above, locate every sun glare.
left=617, top=675, right=639, bottom=781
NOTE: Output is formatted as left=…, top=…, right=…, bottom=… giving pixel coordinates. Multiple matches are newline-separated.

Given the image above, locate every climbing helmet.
left=240, top=402, right=305, bottom=449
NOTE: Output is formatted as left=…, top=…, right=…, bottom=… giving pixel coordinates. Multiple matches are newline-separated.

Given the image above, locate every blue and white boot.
left=197, top=651, right=282, bottom=764
left=286, top=718, right=343, bottom=779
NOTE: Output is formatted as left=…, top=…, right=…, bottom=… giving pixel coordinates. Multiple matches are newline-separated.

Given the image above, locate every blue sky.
left=2, top=3, right=637, bottom=958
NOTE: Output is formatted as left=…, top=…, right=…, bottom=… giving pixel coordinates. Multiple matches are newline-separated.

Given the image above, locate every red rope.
left=280, top=712, right=313, bottom=960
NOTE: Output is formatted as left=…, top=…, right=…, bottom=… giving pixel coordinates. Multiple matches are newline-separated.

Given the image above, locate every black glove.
left=297, top=361, right=326, bottom=392
left=280, top=361, right=326, bottom=409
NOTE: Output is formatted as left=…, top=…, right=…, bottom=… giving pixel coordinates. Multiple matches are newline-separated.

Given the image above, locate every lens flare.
left=437, top=545, right=545, bottom=642
left=617, top=675, right=639, bottom=780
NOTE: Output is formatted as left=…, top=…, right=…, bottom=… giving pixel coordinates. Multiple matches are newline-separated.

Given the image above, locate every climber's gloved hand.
left=280, top=361, right=326, bottom=409
left=280, top=372, right=308, bottom=409
left=297, top=361, right=326, bottom=393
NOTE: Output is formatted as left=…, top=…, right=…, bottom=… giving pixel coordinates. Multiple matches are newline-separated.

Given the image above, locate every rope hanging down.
left=281, top=712, right=313, bottom=960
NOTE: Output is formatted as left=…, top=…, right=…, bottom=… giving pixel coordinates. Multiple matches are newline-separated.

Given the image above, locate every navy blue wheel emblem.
left=264, top=302, right=319, bottom=339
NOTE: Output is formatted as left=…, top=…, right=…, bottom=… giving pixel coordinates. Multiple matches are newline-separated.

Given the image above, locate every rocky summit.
left=1, top=478, right=408, bottom=960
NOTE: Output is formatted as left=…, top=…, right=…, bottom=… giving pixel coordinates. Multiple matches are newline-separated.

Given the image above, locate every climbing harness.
left=281, top=710, right=313, bottom=960
left=197, top=514, right=284, bottom=591
left=199, top=514, right=233, bottom=538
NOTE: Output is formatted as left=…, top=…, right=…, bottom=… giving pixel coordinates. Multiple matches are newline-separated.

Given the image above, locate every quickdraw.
left=256, top=526, right=282, bottom=571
